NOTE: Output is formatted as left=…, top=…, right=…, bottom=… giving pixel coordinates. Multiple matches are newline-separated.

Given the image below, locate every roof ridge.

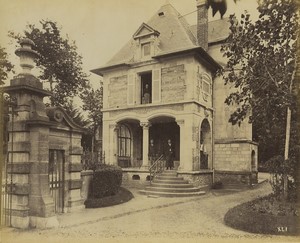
left=146, top=3, right=197, bottom=47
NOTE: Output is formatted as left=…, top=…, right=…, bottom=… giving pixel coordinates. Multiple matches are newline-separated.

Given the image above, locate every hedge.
left=89, top=164, right=122, bottom=199
left=85, top=187, right=133, bottom=208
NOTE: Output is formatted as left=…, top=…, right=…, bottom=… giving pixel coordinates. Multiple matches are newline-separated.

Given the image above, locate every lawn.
left=224, top=194, right=299, bottom=235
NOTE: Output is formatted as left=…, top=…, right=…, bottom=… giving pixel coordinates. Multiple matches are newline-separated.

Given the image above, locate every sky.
left=0, top=0, right=259, bottom=90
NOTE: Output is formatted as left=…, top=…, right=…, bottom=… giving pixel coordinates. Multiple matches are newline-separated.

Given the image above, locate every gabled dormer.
left=132, top=23, right=160, bottom=61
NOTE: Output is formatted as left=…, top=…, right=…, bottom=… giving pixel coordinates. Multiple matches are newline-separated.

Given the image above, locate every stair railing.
left=149, top=154, right=165, bottom=184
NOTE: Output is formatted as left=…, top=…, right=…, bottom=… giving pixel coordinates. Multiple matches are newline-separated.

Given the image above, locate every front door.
left=49, top=150, right=65, bottom=213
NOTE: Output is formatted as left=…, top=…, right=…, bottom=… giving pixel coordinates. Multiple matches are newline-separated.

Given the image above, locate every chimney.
left=196, top=0, right=208, bottom=51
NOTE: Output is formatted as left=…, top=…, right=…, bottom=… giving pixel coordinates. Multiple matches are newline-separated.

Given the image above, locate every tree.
left=9, top=20, right=89, bottom=107
left=80, top=84, right=103, bottom=154
left=220, top=0, right=299, bottom=199
left=0, top=46, right=14, bottom=85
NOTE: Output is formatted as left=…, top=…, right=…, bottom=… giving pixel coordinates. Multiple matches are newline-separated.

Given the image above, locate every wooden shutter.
left=152, top=68, right=161, bottom=103
left=127, top=73, right=135, bottom=105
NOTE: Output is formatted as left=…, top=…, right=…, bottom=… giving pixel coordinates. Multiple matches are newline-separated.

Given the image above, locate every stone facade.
left=92, top=2, right=258, bottom=186
left=3, top=39, right=84, bottom=229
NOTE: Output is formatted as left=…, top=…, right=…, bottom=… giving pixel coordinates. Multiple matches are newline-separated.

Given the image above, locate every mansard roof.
left=91, top=3, right=230, bottom=75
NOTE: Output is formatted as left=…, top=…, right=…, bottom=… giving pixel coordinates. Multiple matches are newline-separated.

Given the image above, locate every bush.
left=266, top=155, right=298, bottom=201
left=85, top=187, right=133, bottom=208
left=89, top=164, right=122, bottom=199
left=211, top=181, right=223, bottom=189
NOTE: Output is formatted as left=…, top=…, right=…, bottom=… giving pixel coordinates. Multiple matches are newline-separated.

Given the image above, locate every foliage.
left=81, top=150, right=105, bottom=170
left=220, top=0, right=299, bottom=162
left=62, top=100, right=91, bottom=128
left=80, top=84, right=103, bottom=152
left=9, top=20, right=89, bottom=107
left=84, top=187, right=133, bottom=208
left=266, top=152, right=299, bottom=201
left=211, top=181, right=223, bottom=189
left=0, top=46, right=14, bottom=85
left=88, top=164, right=122, bottom=199
left=224, top=194, right=299, bottom=235
left=80, top=85, right=103, bottom=128
left=221, top=0, right=298, bottom=125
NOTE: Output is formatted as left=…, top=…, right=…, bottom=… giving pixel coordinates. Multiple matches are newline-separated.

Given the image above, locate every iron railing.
left=82, top=151, right=105, bottom=171
left=149, top=154, right=165, bottom=184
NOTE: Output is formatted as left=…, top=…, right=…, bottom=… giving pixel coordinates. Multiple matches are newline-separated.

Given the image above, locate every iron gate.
left=49, top=150, right=65, bottom=214
left=1, top=153, right=12, bottom=227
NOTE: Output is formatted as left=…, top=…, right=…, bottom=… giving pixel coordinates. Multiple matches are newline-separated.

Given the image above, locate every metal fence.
left=81, top=151, right=105, bottom=171
left=1, top=153, right=12, bottom=227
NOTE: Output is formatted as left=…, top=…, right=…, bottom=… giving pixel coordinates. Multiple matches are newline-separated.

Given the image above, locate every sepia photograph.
left=0, top=0, right=299, bottom=242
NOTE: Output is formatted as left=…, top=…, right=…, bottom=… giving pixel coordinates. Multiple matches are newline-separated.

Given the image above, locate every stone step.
left=155, top=175, right=183, bottom=180
left=139, top=190, right=206, bottom=198
left=150, top=182, right=194, bottom=188
left=145, top=186, right=202, bottom=193
left=161, top=170, right=177, bottom=175
left=153, top=179, right=189, bottom=184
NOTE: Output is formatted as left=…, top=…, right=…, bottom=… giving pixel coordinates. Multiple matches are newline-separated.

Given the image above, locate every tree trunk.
left=283, top=106, right=291, bottom=200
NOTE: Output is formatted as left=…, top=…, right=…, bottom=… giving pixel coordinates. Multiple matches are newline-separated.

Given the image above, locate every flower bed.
left=224, top=194, right=299, bottom=235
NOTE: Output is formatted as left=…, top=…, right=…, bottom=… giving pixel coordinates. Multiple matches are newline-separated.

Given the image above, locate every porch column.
left=113, top=124, right=120, bottom=166
left=140, top=121, right=151, bottom=168
left=176, top=119, right=185, bottom=171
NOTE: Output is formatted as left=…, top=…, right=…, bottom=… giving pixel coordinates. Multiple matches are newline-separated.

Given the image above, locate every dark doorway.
left=149, top=121, right=180, bottom=160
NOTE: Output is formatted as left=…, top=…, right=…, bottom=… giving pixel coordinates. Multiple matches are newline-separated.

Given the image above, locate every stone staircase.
left=140, top=170, right=206, bottom=197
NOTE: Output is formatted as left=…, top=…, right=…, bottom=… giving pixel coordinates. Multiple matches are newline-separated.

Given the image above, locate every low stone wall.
left=214, top=170, right=258, bottom=185
left=121, top=168, right=151, bottom=189
left=81, top=170, right=94, bottom=201
left=177, top=170, right=213, bottom=188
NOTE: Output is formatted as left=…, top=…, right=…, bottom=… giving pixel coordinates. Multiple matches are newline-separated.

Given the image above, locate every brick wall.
left=108, top=75, right=127, bottom=108
left=197, top=0, right=208, bottom=51
left=214, top=142, right=252, bottom=172
left=161, top=64, right=186, bottom=102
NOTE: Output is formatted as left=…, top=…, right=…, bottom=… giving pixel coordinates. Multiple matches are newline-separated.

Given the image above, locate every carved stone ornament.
left=54, top=110, right=63, bottom=122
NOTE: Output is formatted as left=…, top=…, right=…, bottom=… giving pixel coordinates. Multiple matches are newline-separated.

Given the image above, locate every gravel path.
left=2, top=181, right=299, bottom=243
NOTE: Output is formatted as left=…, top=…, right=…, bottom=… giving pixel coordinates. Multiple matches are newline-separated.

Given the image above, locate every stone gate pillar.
left=4, top=39, right=58, bottom=228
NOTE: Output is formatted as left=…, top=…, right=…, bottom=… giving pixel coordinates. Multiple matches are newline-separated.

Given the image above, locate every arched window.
left=118, top=125, right=131, bottom=157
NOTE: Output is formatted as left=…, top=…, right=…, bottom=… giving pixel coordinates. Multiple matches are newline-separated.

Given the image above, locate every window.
left=118, top=125, right=131, bottom=157
left=142, top=43, right=151, bottom=57
left=202, top=80, right=210, bottom=94
left=201, top=73, right=211, bottom=102
left=140, top=72, right=152, bottom=104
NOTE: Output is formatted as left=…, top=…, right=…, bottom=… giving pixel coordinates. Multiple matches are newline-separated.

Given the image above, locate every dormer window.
left=133, top=23, right=160, bottom=61
left=142, top=42, right=151, bottom=57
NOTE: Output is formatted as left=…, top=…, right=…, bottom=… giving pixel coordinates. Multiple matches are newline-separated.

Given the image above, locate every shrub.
left=85, top=187, right=134, bottom=208
left=266, top=155, right=298, bottom=201
left=211, top=181, right=223, bottom=189
left=89, top=164, right=122, bottom=198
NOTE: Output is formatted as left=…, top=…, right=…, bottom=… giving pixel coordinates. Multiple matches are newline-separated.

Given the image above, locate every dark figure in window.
left=142, top=84, right=151, bottom=104
left=165, top=139, right=174, bottom=170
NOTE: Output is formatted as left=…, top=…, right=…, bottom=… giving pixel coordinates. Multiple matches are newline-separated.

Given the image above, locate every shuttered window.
left=127, top=74, right=135, bottom=105
left=152, top=68, right=161, bottom=103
